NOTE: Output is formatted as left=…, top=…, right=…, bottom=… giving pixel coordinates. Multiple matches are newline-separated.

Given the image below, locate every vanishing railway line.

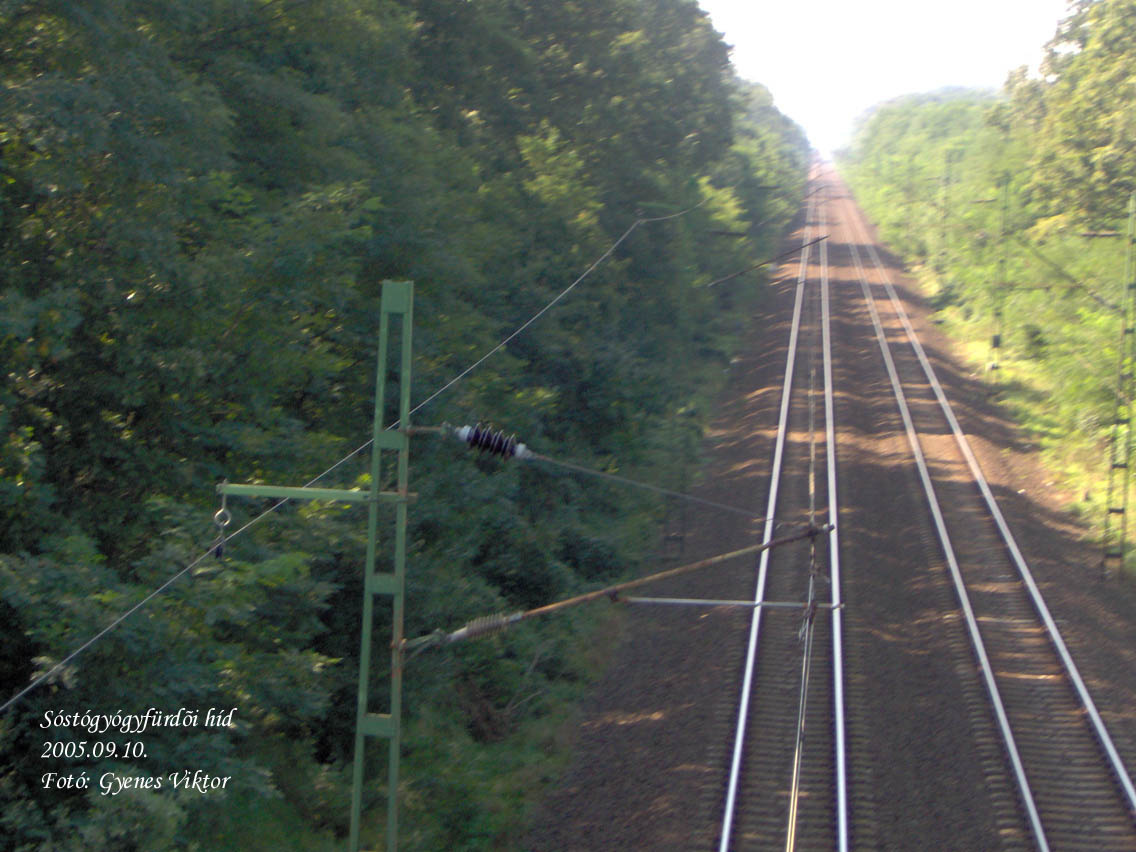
left=716, top=177, right=846, bottom=851
left=713, top=168, right=1136, bottom=850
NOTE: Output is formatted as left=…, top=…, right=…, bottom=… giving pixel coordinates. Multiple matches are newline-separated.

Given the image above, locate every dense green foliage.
left=839, top=0, right=1136, bottom=533
left=0, top=1, right=808, bottom=848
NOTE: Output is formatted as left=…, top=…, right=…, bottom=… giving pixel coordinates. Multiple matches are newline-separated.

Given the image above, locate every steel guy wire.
left=0, top=443, right=381, bottom=717
left=302, top=199, right=717, bottom=470
left=5, top=190, right=798, bottom=711
left=706, top=235, right=827, bottom=288
left=0, top=554, right=207, bottom=715
left=2, top=187, right=815, bottom=714
left=0, top=198, right=710, bottom=713
left=0, top=440, right=378, bottom=715
left=737, top=181, right=825, bottom=234
left=405, top=198, right=708, bottom=421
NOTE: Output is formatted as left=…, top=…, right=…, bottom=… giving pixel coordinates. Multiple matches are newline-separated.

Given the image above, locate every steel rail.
left=820, top=193, right=850, bottom=852
left=844, top=194, right=1136, bottom=818
left=839, top=187, right=1050, bottom=851
left=718, top=188, right=817, bottom=851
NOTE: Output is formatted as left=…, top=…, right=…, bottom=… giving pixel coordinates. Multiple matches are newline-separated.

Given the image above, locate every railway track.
left=716, top=178, right=847, bottom=851
left=714, top=167, right=1136, bottom=850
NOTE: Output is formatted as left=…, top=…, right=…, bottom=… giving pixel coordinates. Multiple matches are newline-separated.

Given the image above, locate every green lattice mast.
left=1104, top=197, right=1136, bottom=576
left=219, top=280, right=414, bottom=850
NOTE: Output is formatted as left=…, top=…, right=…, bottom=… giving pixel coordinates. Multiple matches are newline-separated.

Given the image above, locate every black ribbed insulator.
left=466, top=424, right=518, bottom=459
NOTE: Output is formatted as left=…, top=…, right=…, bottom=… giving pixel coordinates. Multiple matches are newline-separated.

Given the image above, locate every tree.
left=1028, top=0, right=1136, bottom=225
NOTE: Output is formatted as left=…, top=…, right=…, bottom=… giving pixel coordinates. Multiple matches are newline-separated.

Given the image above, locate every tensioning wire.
left=411, top=424, right=812, bottom=528
left=527, top=451, right=804, bottom=529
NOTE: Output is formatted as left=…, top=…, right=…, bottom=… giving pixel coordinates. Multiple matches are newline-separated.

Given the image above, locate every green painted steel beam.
left=368, top=573, right=399, bottom=596
left=374, top=431, right=408, bottom=451
left=217, top=483, right=414, bottom=504
left=359, top=712, right=395, bottom=738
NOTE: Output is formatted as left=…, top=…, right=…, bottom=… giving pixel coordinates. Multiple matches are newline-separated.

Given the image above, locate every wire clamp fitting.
left=403, top=629, right=447, bottom=663
left=806, top=521, right=834, bottom=540
left=799, top=598, right=818, bottom=641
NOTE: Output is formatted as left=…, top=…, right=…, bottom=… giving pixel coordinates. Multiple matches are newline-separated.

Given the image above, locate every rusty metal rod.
left=619, top=597, right=841, bottom=610
left=404, top=523, right=831, bottom=652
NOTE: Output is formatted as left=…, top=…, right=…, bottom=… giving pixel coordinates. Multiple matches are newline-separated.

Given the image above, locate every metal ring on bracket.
left=210, top=499, right=232, bottom=563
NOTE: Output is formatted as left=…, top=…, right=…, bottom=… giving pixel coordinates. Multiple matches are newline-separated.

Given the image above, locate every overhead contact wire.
left=707, top=235, right=828, bottom=288
left=786, top=182, right=827, bottom=852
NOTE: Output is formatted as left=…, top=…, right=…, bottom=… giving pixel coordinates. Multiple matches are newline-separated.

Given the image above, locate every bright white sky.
left=696, top=0, right=1074, bottom=155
